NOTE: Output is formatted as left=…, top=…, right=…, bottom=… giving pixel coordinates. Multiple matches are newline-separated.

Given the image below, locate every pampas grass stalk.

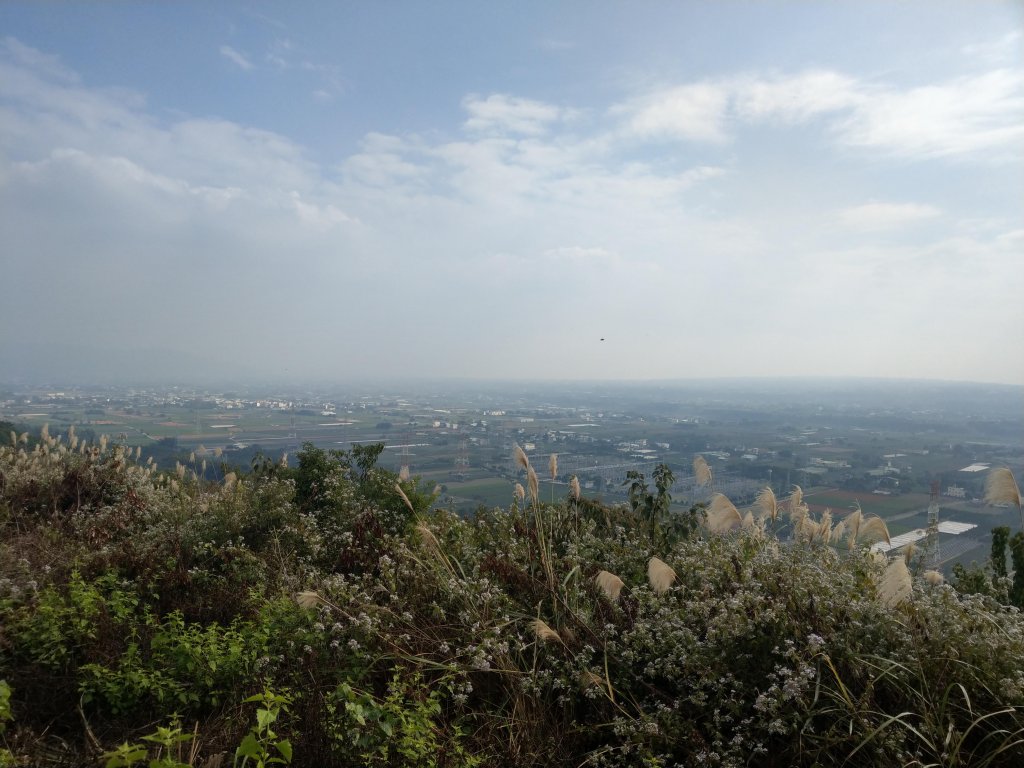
left=595, top=570, right=625, bottom=600
left=570, top=475, right=581, bottom=502
left=879, top=557, right=912, bottom=607
left=527, top=466, right=539, bottom=506
left=755, top=486, right=778, bottom=523
left=295, top=591, right=325, bottom=610
left=647, top=557, right=677, bottom=595
left=706, top=493, right=742, bottom=534
left=859, top=515, right=891, bottom=547
left=514, top=482, right=526, bottom=503
left=831, top=520, right=846, bottom=545
left=846, top=504, right=864, bottom=550
left=693, top=455, right=712, bottom=488
left=530, top=618, right=562, bottom=645
left=985, top=467, right=1023, bottom=529
left=513, top=443, right=529, bottom=472
left=395, top=482, right=414, bottom=513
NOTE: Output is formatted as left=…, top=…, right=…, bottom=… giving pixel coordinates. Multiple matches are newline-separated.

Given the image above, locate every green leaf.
left=275, top=739, right=292, bottom=763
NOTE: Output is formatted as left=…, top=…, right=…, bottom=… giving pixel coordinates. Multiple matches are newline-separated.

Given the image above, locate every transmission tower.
left=922, top=480, right=942, bottom=570
left=453, top=439, right=469, bottom=481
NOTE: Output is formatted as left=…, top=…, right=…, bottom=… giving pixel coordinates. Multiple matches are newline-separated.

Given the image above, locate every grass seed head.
left=647, top=557, right=677, bottom=595
left=527, top=466, right=539, bottom=505
left=513, top=443, right=530, bottom=471
left=595, top=570, right=625, bottom=600
left=985, top=467, right=1022, bottom=510
left=693, top=455, right=712, bottom=487
left=530, top=618, right=561, bottom=644
left=879, top=557, right=912, bottom=607
left=295, top=591, right=324, bottom=610
left=706, top=493, right=741, bottom=534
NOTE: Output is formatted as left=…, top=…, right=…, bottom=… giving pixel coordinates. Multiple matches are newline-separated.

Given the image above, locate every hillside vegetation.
left=1, top=428, right=1023, bottom=767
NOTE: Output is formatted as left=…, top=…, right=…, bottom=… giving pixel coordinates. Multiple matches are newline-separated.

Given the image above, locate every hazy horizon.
left=2, top=3, right=1023, bottom=385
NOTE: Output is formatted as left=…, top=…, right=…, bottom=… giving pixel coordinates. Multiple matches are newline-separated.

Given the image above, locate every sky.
left=1, top=2, right=1022, bottom=385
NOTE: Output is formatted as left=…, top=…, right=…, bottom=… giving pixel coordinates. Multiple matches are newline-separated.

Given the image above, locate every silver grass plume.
left=513, top=443, right=530, bottom=471
left=395, top=482, right=415, bottom=513
left=985, top=468, right=1023, bottom=529
left=879, top=557, right=912, bottom=607
left=579, top=670, right=604, bottom=690
left=755, top=486, right=778, bottom=523
left=530, top=618, right=562, bottom=644
left=903, top=542, right=918, bottom=566
left=846, top=504, right=864, bottom=549
left=295, top=591, right=325, bottom=610
left=527, top=465, right=539, bottom=505
left=706, top=493, right=742, bottom=534
left=923, top=570, right=944, bottom=586
left=399, top=465, right=411, bottom=481
left=514, top=482, right=526, bottom=501
left=549, top=453, right=558, bottom=482
left=570, top=475, right=581, bottom=501
left=595, top=570, right=625, bottom=600
left=693, top=455, right=712, bottom=487
left=817, top=509, right=833, bottom=544
left=859, top=515, right=891, bottom=547
left=831, top=520, right=846, bottom=545
left=647, top=557, right=677, bottom=595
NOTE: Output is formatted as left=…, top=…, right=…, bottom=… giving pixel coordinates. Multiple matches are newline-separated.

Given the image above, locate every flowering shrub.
left=1, top=431, right=1022, bottom=766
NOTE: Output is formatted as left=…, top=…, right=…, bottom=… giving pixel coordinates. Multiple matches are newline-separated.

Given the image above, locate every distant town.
left=2, top=378, right=1021, bottom=573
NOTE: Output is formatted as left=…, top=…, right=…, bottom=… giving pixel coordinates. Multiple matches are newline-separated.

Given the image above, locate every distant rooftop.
left=959, top=463, right=990, bottom=472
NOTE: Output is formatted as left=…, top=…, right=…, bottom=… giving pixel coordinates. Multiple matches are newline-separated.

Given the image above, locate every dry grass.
left=985, top=468, right=1022, bottom=528
left=706, top=493, right=741, bottom=534
left=647, top=557, right=676, bottom=595
left=693, top=455, right=712, bottom=487
left=548, top=453, right=558, bottom=482
left=514, top=444, right=529, bottom=472
left=530, top=618, right=562, bottom=644
left=527, top=466, right=539, bottom=505
left=569, top=476, right=580, bottom=502
left=595, top=570, right=625, bottom=600
left=395, top=482, right=414, bottom=513
left=879, top=557, right=912, bottom=607
left=295, top=591, right=324, bottom=610
left=755, top=486, right=779, bottom=523
left=858, top=516, right=890, bottom=547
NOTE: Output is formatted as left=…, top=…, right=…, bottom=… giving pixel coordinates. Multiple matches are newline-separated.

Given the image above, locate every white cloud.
left=617, top=67, right=1024, bottom=159
left=835, top=69, right=1024, bottom=158
left=962, top=31, right=1023, bottom=64
left=219, top=45, right=253, bottom=71
left=1, top=37, right=1022, bottom=383
left=619, top=82, right=731, bottom=143
left=734, top=70, right=861, bottom=122
left=463, top=94, right=573, bottom=136
left=839, top=202, right=942, bottom=230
